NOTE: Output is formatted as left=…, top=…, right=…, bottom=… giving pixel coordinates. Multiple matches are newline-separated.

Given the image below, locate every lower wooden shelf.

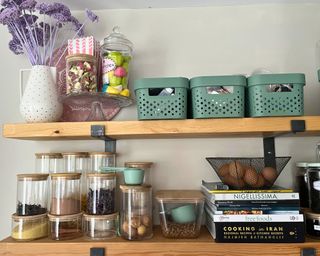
left=0, top=226, right=319, bottom=256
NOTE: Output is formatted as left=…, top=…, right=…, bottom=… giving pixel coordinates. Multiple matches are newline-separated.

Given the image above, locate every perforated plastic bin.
left=134, top=77, right=189, bottom=120
left=247, top=73, right=305, bottom=117
left=190, top=75, right=246, bottom=119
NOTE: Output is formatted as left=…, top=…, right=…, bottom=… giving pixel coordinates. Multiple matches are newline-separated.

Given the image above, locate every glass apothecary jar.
left=48, top=213, right=82, bottom=240
left=296, top=162, right=310, bottom=208
left=35, top=153, right=62, bottom=173
left=66, top=54, right=97, bottom=94
left=86, top=173, right=116, bottom=215
left=155, top=190, right=204, bottom=239
left=11, top=213, right=48, bottom=241
left=83, top=213, right=118, bottom=240
left=49, top=173, right=81, bottom=215
left=307, top=165, right=320, bottom=213
left=304, top=208, right=320, bottom=238
left=89, top=152, right=116, bottom=172
left=101, top=26, right=133, bottom=97
left=124, top=162, right=153, bottom=185
left=62, top=152, right=89, bottom=173
left=120, top=185, right=153, bottom=240
left=16, top=174, right=48, bottom=216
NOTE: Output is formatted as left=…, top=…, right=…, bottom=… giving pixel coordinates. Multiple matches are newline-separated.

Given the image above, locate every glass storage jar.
left=50, top=173, right=81, bottom=215
left=296, top=162, right=310, bottom=208
left=120, top=185, right=153, bottom=240
left=101, top=26, right=133, bottom=97
left=48, top=213, right=82, bottom=240
left=16, top=174, right=49, bottom=216
left=124, top=162, right=153, bottom=185
left=307, top=164, right=320, bottom=213
left=35, top=153, right=62, bottom=173
left=62, top=152, right=89, bottom=173
left=83, top=212, right=118, bottom=240
left=66, top=54, right=97, bottom=94
left=89, top=152, right=116, bottom=172
left=86, top=173, right=116, bottom=215
left=304, top=208, right=320, bottom=238
left=11, top=213, right=48, bottom=241
left=155, top=190, right=204, bottom=239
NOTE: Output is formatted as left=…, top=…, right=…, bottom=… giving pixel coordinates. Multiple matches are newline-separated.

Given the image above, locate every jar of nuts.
left=120, top=185, right=153, bottom=240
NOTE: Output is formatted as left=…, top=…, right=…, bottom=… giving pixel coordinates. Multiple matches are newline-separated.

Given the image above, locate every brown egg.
left=261, top=167, right=278, bottom=183
left=229, top=161, right=244, bottom=179
left=251, top=174, right=265, bottom=188
left=137, top=225, right=147, bottom=236
left=243, top=167, right=258, bottom=186
left=142, top=215, right=151, bottom=227
left=223, top=174, right=245, bottom=188
left=218, top=164, right=230, bottom=177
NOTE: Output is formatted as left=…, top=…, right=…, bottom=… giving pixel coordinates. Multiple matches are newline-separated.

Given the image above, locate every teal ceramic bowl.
left=123, top=168, right=144, bottom=185
left=171, top=204, right=196, bottom=224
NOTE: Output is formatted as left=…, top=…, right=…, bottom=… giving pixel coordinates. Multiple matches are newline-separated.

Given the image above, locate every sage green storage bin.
left=134, top=77, right=189, bottom=120
left=190, top=75, right=246, bottom=119
left=247, top=73, right=305, bottom=117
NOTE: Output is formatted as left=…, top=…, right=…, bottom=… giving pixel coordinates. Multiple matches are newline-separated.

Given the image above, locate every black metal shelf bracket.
left=263, top=119, right=306, bottom=168
left=301, top=248, right=316, bottom=256
left=90, top=247, right=105, bottom=256
left=91, top=125, right=116, bottom=153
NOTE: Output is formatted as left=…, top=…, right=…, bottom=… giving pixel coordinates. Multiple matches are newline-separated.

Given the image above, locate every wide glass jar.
left=89, top=152, right=116, bottom=172
left=120, top=185, right=153, bottom=240
left=62, top=152, right=89, bottom=173
left=304, top=208, right=320, bottom=238
left=101, top=26, right=133, bottom=97
left=48, top=213, right=82, bottom=240
left=11, top=213, right=48, bottom=241
left=124, top=162, right=153, bottom=185
left=307, top=166, right=320, bottom=213
left=296, top=162, right=310, bottom=208
left=86, top=173, right=116, bottom=215
left=35, top=153, right=62, bottom=173
left=50, top=173, right=81, bottom=215
left=83, top=213, right=118, bottom=240
left=66, top=54, right=97, bottom=94
left=16, top=174, right=49, bottom=216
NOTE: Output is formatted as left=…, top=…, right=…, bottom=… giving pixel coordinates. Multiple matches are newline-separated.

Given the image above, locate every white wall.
left=1, top=3, right=320, bottom=239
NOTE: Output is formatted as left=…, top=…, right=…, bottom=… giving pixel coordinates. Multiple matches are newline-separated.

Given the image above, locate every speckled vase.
left=20, top=65, right=63, bottom=123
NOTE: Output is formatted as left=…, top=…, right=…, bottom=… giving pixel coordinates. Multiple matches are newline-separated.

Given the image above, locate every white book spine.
left=207, top=192, right=299, bottom=201
left=213, top=214, right=304, bottom=222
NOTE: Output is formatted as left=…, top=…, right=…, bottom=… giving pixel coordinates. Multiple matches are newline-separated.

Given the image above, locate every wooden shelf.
left=0, top=227, right=319, bottom=256
left=3, top=116, right=320, bottom=140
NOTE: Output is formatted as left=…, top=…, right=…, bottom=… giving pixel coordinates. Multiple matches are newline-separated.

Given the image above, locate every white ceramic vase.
left=20, top=65, right=63, bottom=123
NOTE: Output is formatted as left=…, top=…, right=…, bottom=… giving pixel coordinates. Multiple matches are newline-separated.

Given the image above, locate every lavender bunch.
left=0, top=0, right=98, bottom=66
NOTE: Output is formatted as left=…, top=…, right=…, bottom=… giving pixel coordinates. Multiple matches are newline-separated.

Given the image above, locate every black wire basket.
left=206, top=157, right=291, bottom=189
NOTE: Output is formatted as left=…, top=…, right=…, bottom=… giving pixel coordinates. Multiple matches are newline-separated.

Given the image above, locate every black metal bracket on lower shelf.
left=91, top=125, right=116, bottom=153
left=301, top=248, right=316, bottom=256
left=90, top=247, right=105, bottom=256
left=263, top=119, right=306, bottom=168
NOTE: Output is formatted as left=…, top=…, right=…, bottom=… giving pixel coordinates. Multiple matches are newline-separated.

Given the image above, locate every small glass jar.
left=16, top=174, right=49, bottom=216
left=62, top=152, right=89, bottom=173
left=11, top=213, right=48, bottom=241
left=120, top=185, right=153, bottom=240
left=83, top=213, right=118, bottom=240
left=307, top=165, right=320, bottom=213
left=101, top=26, right=133, bottom=97
left=50, top=173, right=81, bottom=215
left=155, top=190, right=204, bottom=239
left=35, top=153, right=63, bottom=173
left=48, top=213, right=82, bottom=240
left=66, top=54, right=97, bottom=94
left=89, top=152, right=116, bottom=172
left=296, top=162, right=310, bottom=208
left=86, top=173, right=116, bottom=215
left=124, top=162, right=153, bottom=185
left=305, top=209, right=320, bottom=238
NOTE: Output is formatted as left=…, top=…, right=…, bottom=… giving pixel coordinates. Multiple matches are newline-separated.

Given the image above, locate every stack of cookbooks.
left=202, top=181, right=305, bottom=243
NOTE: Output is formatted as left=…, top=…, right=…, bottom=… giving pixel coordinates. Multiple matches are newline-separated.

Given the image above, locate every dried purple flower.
left=9, top=37, right=23, bottom=54
left=20, top=0, right=36, bottom=10
left=69, top=16, right=84, bottom=37
left=85, top=9, right=98, bottom=23
left=0, top=6, right=19, bottom=24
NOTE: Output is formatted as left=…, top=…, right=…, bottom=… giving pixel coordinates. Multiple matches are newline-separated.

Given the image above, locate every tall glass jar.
left=124, top=162, right=153, bottom=185
left=89, top=152, right=116, bottom=172
left=86, top=173, right=116, bottom=215
left=35, top=153, right=62, bottom=173
left=16, top=174, right=49, bottom=216
left=296, top=162, right=310, bottom=208
left=66, top=54, right=98, bottom=94
left=62, top=152, right=89, bottom=173
left=101, top=26, right=133, bottom=97
left=49, top=173, right=81, bottom=215
left=120, top=185, right=153, bottom=240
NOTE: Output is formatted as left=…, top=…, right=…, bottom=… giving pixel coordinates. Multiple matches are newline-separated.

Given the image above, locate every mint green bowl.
left=123, top=168, right=144, bottom=185
left=171, top=204, right=196, bottom=224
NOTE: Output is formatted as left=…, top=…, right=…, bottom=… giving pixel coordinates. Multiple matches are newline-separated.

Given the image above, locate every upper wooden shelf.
left=3, top=116, right=320, bottom=140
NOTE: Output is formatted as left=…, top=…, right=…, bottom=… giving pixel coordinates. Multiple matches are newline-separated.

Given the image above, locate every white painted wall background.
left=0, top=3, right=320, bottom=239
